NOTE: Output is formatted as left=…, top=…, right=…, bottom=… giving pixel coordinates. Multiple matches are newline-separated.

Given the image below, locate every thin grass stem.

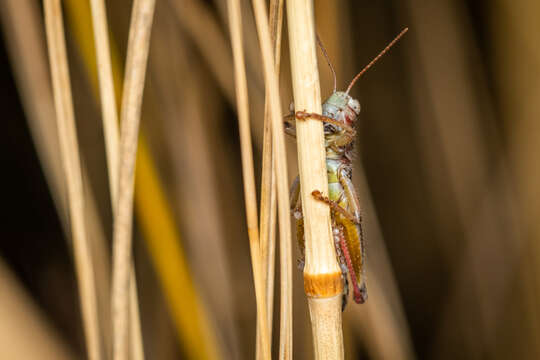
left=89, top=0, right=119, bottom=201
left=251, top=0, right=293, bottom=358
left=257, top=0, right=284, bottom=358
left=111, top=0, right=155, bottom=359
left=88, top=1, right=144, bottom=358
left=227, top=0, right=271, bottom=358
left=43, top=1, right=103, bottom=359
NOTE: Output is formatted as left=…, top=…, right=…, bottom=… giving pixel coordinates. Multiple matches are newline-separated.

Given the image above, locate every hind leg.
left=338, top=173, right=367, bottom=294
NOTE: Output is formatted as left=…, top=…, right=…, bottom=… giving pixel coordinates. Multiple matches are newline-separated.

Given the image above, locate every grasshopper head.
left=323, top=91, right=361, bottom=128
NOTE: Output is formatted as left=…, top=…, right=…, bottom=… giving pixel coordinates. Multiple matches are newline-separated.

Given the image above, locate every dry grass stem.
left=286, top=0, right=344, bottom=358
left=128, top=281, right=144, bottom=360
left=89, top=0, right=119, bottom=201
left=43, top=0, right=103, bottom=359
left=227, top=0, right=271, bottom=358
left=251, top=0, right=293, bottom=358
left=89, top=1, right=144, bottom=358
left=257, top=0, right=284, bottom=357
left=111, top=0, right=155, bottom=359
left=307, top=296, right=344, bottom=358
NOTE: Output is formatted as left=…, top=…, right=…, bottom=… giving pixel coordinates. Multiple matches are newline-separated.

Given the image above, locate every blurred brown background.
left=1, top=0, right=539, bottom=359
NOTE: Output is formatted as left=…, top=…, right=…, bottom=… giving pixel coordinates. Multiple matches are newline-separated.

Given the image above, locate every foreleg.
left=295, top=111, right=356, bottom=145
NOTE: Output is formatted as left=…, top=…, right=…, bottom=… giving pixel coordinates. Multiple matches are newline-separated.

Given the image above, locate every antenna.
left=316, top=34, right=337, bottom=93
left=345, top=27, right=408, bottom=94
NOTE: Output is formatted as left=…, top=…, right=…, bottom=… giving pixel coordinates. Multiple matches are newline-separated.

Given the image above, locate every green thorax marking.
left=324, top=91, right=350, bottom=109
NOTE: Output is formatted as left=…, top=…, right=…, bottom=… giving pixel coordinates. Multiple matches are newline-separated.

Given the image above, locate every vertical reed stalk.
left=111, top=0, right=155, bottom=359
left=43, top=1, right=103, bottom=359
left=257, top=1, right=284, bottom=358
left=89, top=0, right=119, bottom=196
left=251, top=0, right=293, bottom=358
left=286, top=0, right=344, bottom=358
left=89, top=1, right=144, bottom=358
left=227, top=0, right=271, bottom=358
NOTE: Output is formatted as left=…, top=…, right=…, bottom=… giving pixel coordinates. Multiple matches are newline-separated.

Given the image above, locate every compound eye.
left=348, top=98, right=361, bottom=114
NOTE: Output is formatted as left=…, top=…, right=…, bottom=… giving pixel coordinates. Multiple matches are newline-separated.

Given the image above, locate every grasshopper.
left=286, top=28, right=408, bottom=308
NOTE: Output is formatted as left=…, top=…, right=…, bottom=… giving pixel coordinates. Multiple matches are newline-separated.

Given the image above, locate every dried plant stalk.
left=286, top=0, right=344, bottom=358
left=88, top=1, right=144, bottom=358
left=227, top=0, right=271, bottom=358
left=89, top=0, right=119, bottom=198
left=111, top=0, right=155, bottom=359
left=43, top=1, right=103, bottom=359
left=251, top=0, right=293, bottom=358
left=257, top=1, right=284, bottom=358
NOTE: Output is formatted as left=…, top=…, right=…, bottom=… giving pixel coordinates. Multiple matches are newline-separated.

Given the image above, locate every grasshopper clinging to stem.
left=286, top=28, right=408, bottom=308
